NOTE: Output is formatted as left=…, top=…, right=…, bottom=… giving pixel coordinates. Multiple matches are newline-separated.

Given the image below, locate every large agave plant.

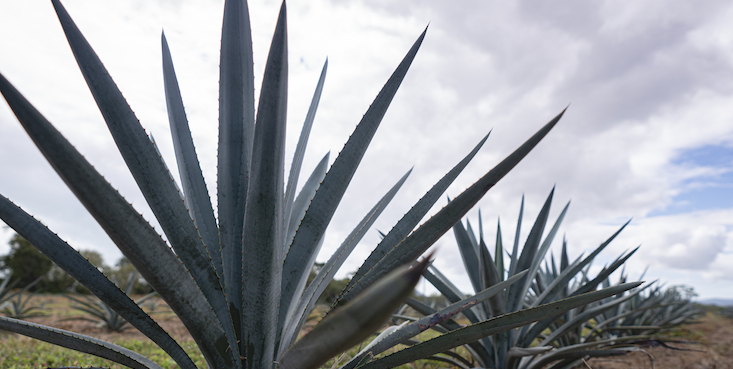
left=0, top=1, right=638, bottom=369
left=367, top=190, right=645, bottom=369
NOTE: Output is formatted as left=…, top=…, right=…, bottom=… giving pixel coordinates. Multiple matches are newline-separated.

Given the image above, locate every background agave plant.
left=0, top=276, right=45, bottom=320
left=62, top=272, right=157, bottom=332
left=0, top=1, right=639, bottom=369
left=375, top=191, right=700, bottom=369
left=357, top=190, right=643, bottom=369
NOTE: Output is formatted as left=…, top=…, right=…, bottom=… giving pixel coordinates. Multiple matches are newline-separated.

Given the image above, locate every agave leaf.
left=0, top=275, right=13, bottom=295
left=530, top=221, right=631, bottom=310
left=479, top=238, right=506, bottom=317
left=525, top=335, right=650, bottom=369
left=506, top=346, right=552, bottom=360
left=405, top=298, right=463, bottom=332
left=453, top=219, right=482, bottom=294
left=518, top=252, right=642, bottom=348
left=504, top=345, right=553, bottom=369
left=404, top=298, right=492, bottom=367
left=543, top=351, right=633, bottom=369
left=341, top=132, right=490, bottom=301
left=241, top=2, right=288, bottom=366
left=341, top=270, right=529, bottom=369
left=278, top=258, right=429, bottom=369
left=161, top=33, right=222, bottom=283
left=512, top=199, right=569, bottom=316
left=561, top=238, right=570, bottom=272
left=283, top=60, right=328, bottom=241
left=423, top=264, right=494, bottom=355
left=0, top=196, right=195, bottom=369
left=423, top=267, right=465, bottom=303
left=495, top=219, right=505, bottom=280
left=538, top=286, right=644, bottom=347
left=284, top=152, right=330, bottom=250
left=433, top=351, right=476, bottom=369
left=51, top=0, right=227, bottom=303
left=0, top=317, right=163, bottom=369
left=583, top=307, right=644, bottom=341
left=279, top=27, right=427, bottom=332
left=0, top=71, right=234, bottom=368
left=50, top=4, right=240, bottom=363
left=358, top=282, right=640, bottom=369
left=465, top=219, right=480, bottom=251
left=353, top=322, right=407, bottom=358
left=278, top=169, right=412, bottom=355
left=505, top=188, right=554, bottom=313
left=217, top=0, right=256, bottom=351
left=507, top=195, right=524, bottom=277
left=423, top=355, right=471, bottom=369
left=346, top=110, right=565, bottom=303
left=570, top=246, right=638, bottom=297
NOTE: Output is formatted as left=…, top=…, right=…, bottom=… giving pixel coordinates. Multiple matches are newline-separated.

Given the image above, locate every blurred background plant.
left=378, top=190, right=701, bottom=369
left=0, top=233, right=152, bottom=295
left=62, top=271, right=158, bottom=332
left=0, top=276, right=46, bottom=319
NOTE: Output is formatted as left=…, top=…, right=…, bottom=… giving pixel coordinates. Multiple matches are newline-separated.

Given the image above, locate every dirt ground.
left=8, top=294, right=733, bottom=368
left=583, top=312, right=733, bottom=369
left=18, top=293, right=194, bottom=343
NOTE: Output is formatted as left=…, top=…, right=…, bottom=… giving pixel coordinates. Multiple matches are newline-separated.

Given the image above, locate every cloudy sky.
left=1, top=0, right=733, bottom=301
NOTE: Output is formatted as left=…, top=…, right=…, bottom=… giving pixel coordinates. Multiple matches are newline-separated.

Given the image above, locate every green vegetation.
left=1, top=233, right=109, bottom=294
left=62, top=272, right=158, bottom=332
left=1, top=235, right=52, bottom=290
left=369, top=192, right=700, bottom=369
left=0, top=278, right=45, bottom=319
left=0, top=337, right=206, bottom=369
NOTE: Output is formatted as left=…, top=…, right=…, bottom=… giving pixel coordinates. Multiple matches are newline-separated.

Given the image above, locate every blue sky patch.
left=651, top=144, right=733, bottom=216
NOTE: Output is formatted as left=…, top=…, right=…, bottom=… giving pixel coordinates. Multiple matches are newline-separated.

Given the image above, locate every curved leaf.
left=284, top=152, right=330, bottom=250
left=0, top=69, right=233, bottom=368
left=278, top=169, right=412, bottom=355
left=51, top=0, right=226, bottom=307
left=346, top=110, right=565, bottom=303
left=283, top=60, right=328, bottom=240
left=341, top=270, right=529, bottom=369
left=217, top=0, right=256, bottom=352
left=525, top=335, right=650, bottom=369
left=278, top=258, right=429, bottom=369
left=241, top=2, right=288, bottom=366
left=508, top=196, right=524, bottom=277
left=342, top=132, right=490, bottom=301
left=537, top=285, right=645, bottom=347
left=50, top=4, right=237, bottom=366
left=280, top=28, right=428, bottom=323
left=359, top=282, right=641, bottom=369
left=505, top=188, right=554, bottom=313
left=161, top=32, right=222, bottom=283
left=453, top=219, right=482, bottom=294
left=0, top=317, right=163, bottom=369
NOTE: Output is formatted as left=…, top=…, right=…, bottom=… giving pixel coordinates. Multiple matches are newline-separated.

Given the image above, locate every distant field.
left=0, top=294, right=448, bottom=369
left=2, top=294, right=731, bottom=368
left=585, top=308, right=733, bottom=368
left=0, top=293, right=204, bottom=369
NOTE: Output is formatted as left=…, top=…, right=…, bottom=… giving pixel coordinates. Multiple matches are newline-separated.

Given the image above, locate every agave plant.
left=521, top=250, right=654, bottom=369
left=322, top=194, right=641, bottom=369
left=0, top=1, right=639, bottom=369
left=369, top=190, right=645, bottom=369
left=585, top=282, right=702, bottom=342
left=62, top=272, right=157, bottom=332
left=0, top=276, right=46, bottom=319
left=0, top=276, right=19, bottom=307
